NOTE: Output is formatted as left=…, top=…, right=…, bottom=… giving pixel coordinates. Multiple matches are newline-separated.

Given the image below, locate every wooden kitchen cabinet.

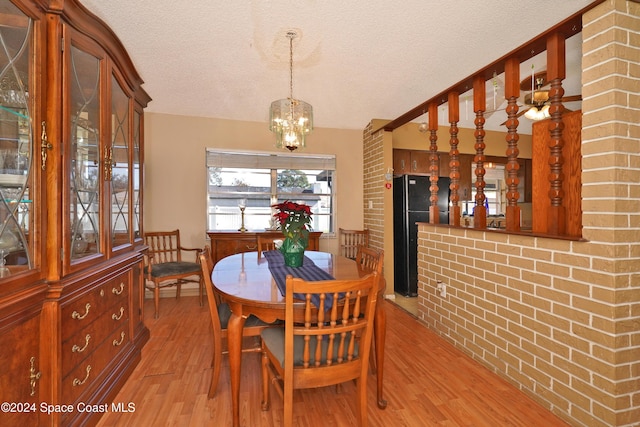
left=207, top=231, right=322, bottom=265
left=393, top=149, right=411, bottom=173
left=394, top=148, right=467, bottom=179
left=394, top=150, right=472, bottom=200
left=393, top=149, right=432, bottom=174
left=0, top=1, right=150, bottom=425
left=438, top=152, right=451, bottom=178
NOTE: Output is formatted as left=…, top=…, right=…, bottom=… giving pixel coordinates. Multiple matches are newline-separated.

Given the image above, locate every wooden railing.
left=379, top=1, right=604, bottom=237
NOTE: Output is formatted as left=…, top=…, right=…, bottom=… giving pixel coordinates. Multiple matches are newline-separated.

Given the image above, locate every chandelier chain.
left=288, top=31, right=295, bottom=102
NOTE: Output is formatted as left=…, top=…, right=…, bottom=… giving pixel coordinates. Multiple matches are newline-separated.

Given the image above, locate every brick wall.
left=415, top=2, right=640, bottom=427
left=362, top=121, right=396, bottom=293
left=363, top=122, right=389, bottom=256
left=362, top=121, right=385, bottom=249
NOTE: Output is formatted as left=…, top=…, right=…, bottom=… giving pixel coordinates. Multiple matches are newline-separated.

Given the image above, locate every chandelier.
left=269, top=30, right=313, bottom=151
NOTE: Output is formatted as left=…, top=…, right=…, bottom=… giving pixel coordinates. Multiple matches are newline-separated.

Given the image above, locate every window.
left=206, top=149, right=335, bottom=233
left=469, top=164, right=505, bottom=216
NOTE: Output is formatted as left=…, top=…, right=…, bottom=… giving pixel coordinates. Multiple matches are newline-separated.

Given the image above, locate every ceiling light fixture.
left=269, top=30, right=313, bottom=151
left=524, top=104, right=550, bottom=120
left=523, top=67, right=551, bottom=121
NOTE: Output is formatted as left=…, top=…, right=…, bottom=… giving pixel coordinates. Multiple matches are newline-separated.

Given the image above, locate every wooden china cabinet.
left=0, top=1, right=150, bottom=426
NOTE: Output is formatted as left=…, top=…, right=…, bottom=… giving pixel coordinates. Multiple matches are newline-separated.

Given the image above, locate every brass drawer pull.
left=72, top=334, right=91, bottom=353
left=245, top=244, right=257, bottom=250
left=113, top=331, right=126, bottom=346
left=72, top=365, right=91, bottom=387
left=30, top=357, right=41, bottom=397
left=72, top=303, right=91, bottom=320
left=112, top=306, right=124, bottom=321
left=112, top=282, right=125, bottom=295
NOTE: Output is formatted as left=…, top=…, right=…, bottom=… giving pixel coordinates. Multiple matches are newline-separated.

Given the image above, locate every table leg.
left=374, top=297, right=387, bottom=409
left=227, top=311, right=247, bottom=427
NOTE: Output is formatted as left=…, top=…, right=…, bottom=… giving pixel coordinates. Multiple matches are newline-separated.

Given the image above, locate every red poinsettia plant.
left=272, top=200, right=312, bottom=244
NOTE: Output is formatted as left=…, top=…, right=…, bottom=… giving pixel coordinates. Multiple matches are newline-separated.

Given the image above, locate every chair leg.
left=153, top=285, right=160, bottom=319
left=369, top=336, right=377, bottom=373
left=208, top=351, right=222, bottom=399
left=283, top=377, right=293, bottom=427
left=356, top=376, right=369, bottom=427
left=260, top=347, right=271, bottom=410
left=176, top=283, right=182, bottom=300
left=208, top=329, right=224, bottom=398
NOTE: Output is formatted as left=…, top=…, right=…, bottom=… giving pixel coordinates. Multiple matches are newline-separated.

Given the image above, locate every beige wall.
left=143, top=113, right=364, bottom=256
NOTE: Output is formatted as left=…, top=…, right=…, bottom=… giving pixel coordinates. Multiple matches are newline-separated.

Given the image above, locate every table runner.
left=263, top=250, right=337, bottom=309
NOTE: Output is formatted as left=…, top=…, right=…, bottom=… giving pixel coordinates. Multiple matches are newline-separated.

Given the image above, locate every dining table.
left=211, top=250, right=387, bottom=427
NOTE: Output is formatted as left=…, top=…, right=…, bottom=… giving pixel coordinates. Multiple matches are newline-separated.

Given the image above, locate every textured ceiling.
left=78, top=0, right=594, bottom=132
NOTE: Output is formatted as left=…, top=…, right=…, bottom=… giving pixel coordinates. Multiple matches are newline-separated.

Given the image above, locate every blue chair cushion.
left=218, top=302, right=277, bottom=329
left=146, top=261, right=200, bottom=279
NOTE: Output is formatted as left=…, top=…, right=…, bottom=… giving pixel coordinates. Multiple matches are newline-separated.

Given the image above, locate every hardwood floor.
left=97, top=296, right=571, bottom=427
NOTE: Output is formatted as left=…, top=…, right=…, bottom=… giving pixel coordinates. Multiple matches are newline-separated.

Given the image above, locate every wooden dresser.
left=207, top=231, right=322, bottom=265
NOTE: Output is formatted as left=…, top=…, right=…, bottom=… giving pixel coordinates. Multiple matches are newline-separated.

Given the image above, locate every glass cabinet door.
left=0, top=3, right=33, bottom=276
left=110, top=74, right=130, bottom=248
left=69, top=45, right=100, bottom=260
left=132, top=109, right=141, bottom=240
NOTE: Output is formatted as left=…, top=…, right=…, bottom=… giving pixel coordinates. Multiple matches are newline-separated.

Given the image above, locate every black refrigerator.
left=393, top=175, right=450, bottom=296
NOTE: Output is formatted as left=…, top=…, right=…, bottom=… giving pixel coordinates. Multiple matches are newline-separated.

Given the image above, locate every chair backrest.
left=339, top=228, right=370, bottom=260
left=198, top=246, right=223, bottom=333
left=257, top=235, right=279, bottom=259
left=145, top=230, right=184, bottom=264
left=355, top=246, right=384, bottom=277
left=283, top=272, right=379, bottom=381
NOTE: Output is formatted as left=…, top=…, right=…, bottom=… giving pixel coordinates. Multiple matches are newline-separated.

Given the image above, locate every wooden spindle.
left=428, top=103, right=440, bottom=224
left=504, top=58, right=521, bottom=232
left=473, top=76, right=487, bottom=230
left=448, top=92, right=460, bottom=227
left=546, top=33, right=567, bottom=235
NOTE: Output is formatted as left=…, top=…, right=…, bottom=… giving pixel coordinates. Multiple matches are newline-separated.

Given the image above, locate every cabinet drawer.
left=61, top=273, right=129, bottom=342
left=61, top=324, right=130, bottom=405
left=62, top=299, right=129, bottom=377
left=214, top=238, right=257, bottom=262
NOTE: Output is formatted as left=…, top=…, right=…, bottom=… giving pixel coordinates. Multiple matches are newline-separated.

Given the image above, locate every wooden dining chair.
left=355, top=245, right=383, bottom=275
left=198, top=246, right=275, bottom=398
left=355, top=245, right=385, bottom=378
left=339, top=228, right=370, bottom=260
left=144, top=230, right=204, bottom=318
left=257, top=235, right=280, bottom=259
left=260, top=272, right=380, bottom=427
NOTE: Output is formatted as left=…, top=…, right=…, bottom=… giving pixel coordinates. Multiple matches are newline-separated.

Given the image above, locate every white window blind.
left=206, top=149, right=336, bottom=171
